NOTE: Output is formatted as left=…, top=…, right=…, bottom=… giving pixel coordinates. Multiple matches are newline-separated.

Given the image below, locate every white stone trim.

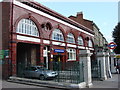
left=17, top=35, right=40, bottom=43
left=86, top=47, right=89, bottom=49
left=52, top=41, right=65, bottom=46
left=88, top=47, right=94, bottom=50
left=67, top=44, right=76, bottom=48
left=13, top=0, right=94, bottom=37
left=78, top=82, right=86, bottom=88
left=43, top=40, right=50, bottom=44
left=78, top=46, right=85, bottom=49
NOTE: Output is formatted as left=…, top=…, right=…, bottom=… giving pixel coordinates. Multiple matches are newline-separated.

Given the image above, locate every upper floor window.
left=52, top=29, right=64, bottom=41
left=67, top=33, right=75, bottom=44
left=78, top=36, right=84, bottom=45
left=88, top=40, right=93, bottom=47
left=17, top=19, right=39, bottom=37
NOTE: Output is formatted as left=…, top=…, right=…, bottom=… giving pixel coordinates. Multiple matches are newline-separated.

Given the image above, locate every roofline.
left=15, top=0, right=94, bottom=35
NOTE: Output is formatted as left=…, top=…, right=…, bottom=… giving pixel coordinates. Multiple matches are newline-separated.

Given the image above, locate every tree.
left=113, top=22, right=120, bottom=54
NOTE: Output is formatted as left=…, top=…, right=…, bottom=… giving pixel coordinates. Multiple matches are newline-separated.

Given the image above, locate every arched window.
left=78, top=36, right=84, bottom=45
left=88, top=40, right=93, bottom=47
left=52, top=29, right=64, bottom=41
left=67, top=33, right=75, bottom=44
left=17, top=19, right=39, bottom=37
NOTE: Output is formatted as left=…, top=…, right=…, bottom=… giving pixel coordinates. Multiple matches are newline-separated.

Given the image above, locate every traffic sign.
left=108, top=42, right=117, bottom=49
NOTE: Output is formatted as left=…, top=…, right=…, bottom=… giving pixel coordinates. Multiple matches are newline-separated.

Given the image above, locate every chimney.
left=77, top=12, right=83, bottom=19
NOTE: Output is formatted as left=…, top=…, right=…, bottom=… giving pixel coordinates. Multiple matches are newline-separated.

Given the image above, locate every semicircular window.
left=88, top=39, right=93, bottom=47
left=52, top=29, right=64, bottom=41
left=67, top=33, right=75, bottom=44
left=78, top=36, right=84, bottom=45
left=16, top=19, right=39, bottom=37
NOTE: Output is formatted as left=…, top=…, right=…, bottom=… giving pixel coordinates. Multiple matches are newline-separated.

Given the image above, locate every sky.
left=36, top=0, right=118, bottom=43
left=0, top=0, right=118, bottom=43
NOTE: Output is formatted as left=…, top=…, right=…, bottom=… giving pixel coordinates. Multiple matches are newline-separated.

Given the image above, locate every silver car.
left=23, top=66, right=58, bottom=80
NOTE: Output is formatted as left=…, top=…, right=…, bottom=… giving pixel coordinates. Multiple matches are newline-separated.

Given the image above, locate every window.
left=88, top=40, right=93, bottom=47
left=67, top=33, right=75, bottom=43
left=78, top=36, right=84, bottom=45
left=17, top=19, right=39, bottom=37
left=52, top=29, right=64, bottom=41
left=67, top=49, right=76, bottom=61
left=45, top=23, right=52, bottom=30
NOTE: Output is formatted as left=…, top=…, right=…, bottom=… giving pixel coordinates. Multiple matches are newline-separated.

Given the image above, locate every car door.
left=24, top=67, right=32, bottom=78
left=29, top=67, right=38, bottom=78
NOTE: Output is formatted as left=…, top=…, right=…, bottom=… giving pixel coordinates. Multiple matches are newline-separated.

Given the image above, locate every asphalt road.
left=1, top=80, right=65, bottom=90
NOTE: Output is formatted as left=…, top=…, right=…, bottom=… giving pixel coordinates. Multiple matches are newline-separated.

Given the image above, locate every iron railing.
left=17, top=61, right=84, bottom=84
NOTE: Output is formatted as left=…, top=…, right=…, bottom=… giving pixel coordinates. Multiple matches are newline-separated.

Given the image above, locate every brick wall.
left=69, top=12, right=93, bottom=31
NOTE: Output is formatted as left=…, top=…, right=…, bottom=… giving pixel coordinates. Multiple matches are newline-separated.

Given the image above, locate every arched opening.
left=17, top=19, right=39, bottom=37
left=16, top=19, right=40, bottom=77
left=78, top=36, right=84, bottom=46
left=52, top=28, right=64, bottom=42
left=88, top=39, right=93, bottom=47
left=67, top=33, right=75, bottom=44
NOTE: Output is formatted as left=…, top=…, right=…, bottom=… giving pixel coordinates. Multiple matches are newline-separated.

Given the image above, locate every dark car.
left=23, top=66, right=58, bottom=80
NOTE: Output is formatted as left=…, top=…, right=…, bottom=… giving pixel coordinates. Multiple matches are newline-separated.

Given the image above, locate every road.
left=1, top=80, right=64, bottom=90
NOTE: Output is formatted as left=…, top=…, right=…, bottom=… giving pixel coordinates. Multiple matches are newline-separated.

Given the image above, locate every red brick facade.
left=69, top=12, right=93, bottom=31
left=1, top=0, right=94, bottom=79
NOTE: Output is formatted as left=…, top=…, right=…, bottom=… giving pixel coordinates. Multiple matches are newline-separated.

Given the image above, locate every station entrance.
left=16, top=43, right=40, bottom=76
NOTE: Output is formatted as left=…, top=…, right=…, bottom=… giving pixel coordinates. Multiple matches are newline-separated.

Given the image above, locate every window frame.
left=52, top=29, right=64, bottom=42
left=88, top=39, right=93, bottom=47
left=78, top=36, right=84, bottom=45
left=16, top=19, right=39, bottom=37
left=67, top=33, right=75, bottom=44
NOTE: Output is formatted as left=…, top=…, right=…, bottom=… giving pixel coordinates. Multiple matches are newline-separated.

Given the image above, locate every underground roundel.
left=108, top=42, right=117, bottom=49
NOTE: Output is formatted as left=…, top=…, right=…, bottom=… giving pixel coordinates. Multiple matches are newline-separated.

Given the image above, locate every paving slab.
left=91, top=74, right=119, bottom=88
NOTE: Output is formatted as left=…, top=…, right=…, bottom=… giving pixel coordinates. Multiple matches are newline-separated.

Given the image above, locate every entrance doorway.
left=53, top=55, right=63, bottom=71
left=17, top=43, right=40, bottom=76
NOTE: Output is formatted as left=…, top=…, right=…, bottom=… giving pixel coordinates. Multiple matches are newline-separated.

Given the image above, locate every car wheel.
left=39, top=75, right=45, bottom=80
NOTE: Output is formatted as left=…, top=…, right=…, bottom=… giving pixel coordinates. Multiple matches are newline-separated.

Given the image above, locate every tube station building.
left=1, top=0, right=94, bottom=79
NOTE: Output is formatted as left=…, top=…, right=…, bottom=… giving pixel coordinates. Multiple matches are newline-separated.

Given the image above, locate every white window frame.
left=67, top=48, right=76, bottom=61
left=17, top=19, right=39, bottom=37
left=78, top=36, right=84, bottom=45
left=67, top=33, right=75, bottom=44
left=52, top=29, right=64, bottom=41
left=88, top=40, right=93, bottom=47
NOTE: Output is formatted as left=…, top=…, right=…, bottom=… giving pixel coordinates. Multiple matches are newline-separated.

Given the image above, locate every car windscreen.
left=36, top=67, right=48, bottom=71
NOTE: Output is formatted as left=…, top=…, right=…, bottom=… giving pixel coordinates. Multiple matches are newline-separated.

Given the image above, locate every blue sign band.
left=54, top=49, right=64, bottom=53
left=108, top=45, right=117, bottom=47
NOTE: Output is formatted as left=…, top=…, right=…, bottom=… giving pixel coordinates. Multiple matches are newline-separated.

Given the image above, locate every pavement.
left=91, top=74, right=120, bottom=88
left=2, top=74, right=119, bottom=89
left=7, top=76, right=81, bottom=89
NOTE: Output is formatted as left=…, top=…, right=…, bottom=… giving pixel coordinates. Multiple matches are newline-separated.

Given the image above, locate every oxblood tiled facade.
left=1, top=0, right=94, bottom=79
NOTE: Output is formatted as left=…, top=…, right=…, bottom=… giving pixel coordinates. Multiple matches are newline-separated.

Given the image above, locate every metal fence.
left=91, top=60, right=101, bottom=80
left=18, top=61, right=84, bottom=84
left=53, top=61, right=84, bottom=84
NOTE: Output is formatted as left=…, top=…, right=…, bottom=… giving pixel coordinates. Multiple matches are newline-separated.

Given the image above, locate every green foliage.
left=113, top=22, right=120, bottom=54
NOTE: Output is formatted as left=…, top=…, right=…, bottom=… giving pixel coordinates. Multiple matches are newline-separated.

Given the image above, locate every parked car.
left=23, top=66, right=58, bottom=80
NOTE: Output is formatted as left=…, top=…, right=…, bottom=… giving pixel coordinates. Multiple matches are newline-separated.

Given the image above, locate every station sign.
left=54, top=49, right=65, bottom=53
left=108, top=42, right=117, bottom=49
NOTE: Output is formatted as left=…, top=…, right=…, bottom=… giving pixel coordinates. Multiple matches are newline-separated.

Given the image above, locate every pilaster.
left=79, top=50, right=93, bottom=88
left=97, top=52, right=107, bottom=80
